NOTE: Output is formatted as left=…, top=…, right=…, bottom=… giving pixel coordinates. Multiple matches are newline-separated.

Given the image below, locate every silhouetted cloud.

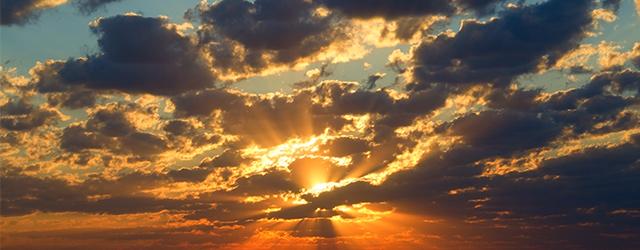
left=0, top=99, right=59, bottom=131
left=60, top=104, right=168, bottom=156
left=0, top=0, right=64, bottom=25
left=447, top=110, right=562, bottom=153
left=35, top=14, right=215, bottom=95
left=457, top=0, right=504, bottom=15
left=73, top=0, right=122, bottom=14
left=0, top=0, right=125, bottom=26
left=319, top=0, right=454, bottom=19
left=194, top=0, right=344, bottom=78
left=0, top=169, right=200, bottom=216
left=410, top=0, right=594, bottom=89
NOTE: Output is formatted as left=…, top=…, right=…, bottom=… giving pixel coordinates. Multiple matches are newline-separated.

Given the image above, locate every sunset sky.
left=1, top=0, right=640, bottom=249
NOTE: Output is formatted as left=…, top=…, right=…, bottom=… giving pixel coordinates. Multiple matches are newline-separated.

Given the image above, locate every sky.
left=1, top=0, right=640, bottom=249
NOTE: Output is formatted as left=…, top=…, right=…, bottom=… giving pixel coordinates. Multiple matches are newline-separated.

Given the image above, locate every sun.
left=306, top=182, right=338, bottom=195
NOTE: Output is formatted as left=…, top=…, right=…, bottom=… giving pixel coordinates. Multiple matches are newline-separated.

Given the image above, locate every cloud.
left=456, top=0, right=504, bottom=15
left=447, top=110, right=562, bottom=154
left=191, top=0, right=450, bottom=81
left=553, top=42, right=639, bottom=72
left=73, top=0, right=122, bottom=14
left=34, top=14, right=215, bottom=95
left=631, top=43, right=640, bottom=69
left=0, top=98, right=59, bottom=131
left=172, top=81, right=449, bottom=146
left=0, top=168, right=199, bottom=216
left=410, top=0, right=594, bottom=89
left=200, top=0, right=331, bottom=51
left=4, top=64, right=640, bottom=248
left=60, top=103, right=169, bottom=156
left=0, top=0, right=125, bottom=26
left=256, top=66, right=640, bottom=247
left=162, top=119, right=194, bottom=137
left=319, top=0, right=454, bottom=19
left=0, top=0, right=67, bottom=26
left=193, top=0, right=347, bottom=80
left=173, top=84, right=348, bottom=147
left=484, top=69, right=640, bottom=136
left=45, top=89, right=97, bottom=109
left=318, top=136, right=370, bottom=157
left=229, top=170, right=299, bottom=196
left=3, top=0, right=640, bottom=248
left=319, top=0, right=507, bottom=19
left=200, top=149, right=250, bottom=169
left=171, top=89, right=246, bottom=117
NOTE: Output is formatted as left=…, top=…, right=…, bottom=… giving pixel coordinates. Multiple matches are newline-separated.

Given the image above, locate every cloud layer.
left=2, top=0, right=640, bottom=249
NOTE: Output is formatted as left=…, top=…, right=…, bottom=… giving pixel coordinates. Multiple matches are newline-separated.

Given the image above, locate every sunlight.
left=306, top=182, right=339, bottom=195
left=243, top=136, right=324, bottom=172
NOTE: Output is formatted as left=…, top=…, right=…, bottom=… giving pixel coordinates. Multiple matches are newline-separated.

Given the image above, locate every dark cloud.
left=485, top=87, right=542, bottom=112
left=86, top=108, right=136, bottom=137
left=189, top=0, right=513, bottom=78
left=484, top=138, right=640, bottom=216
left=73, top=0, right=122, bottom=14
left=35, top=14, right=214, bottom=95
left=200, top=149, right=250, bottom=169
left=162, top=118, right=223, bottom=149
left=195, top=0, right=343, bottom=77
left=271, top=136, right=640, bottom=248
left=447, top=110, right=562, bottom=153
left=364, top=72, right=385, bottom=90
left=0, top=99, right=59, bottom=131
left=411, top=0, right=594, bottom=89
left=0, top=0, right=56, bottom=26
left=166, top=167, right=210, bottom=183
left=60, top=125, right=116, bottom=152
left=0, top=0, right=124, bottom=26
left=392, top=17, right=433, bottom=41
left=320, top=0, right=509, bottom=20
left=46, top=90, right=97, bottom=109
left=171, top=89, right=245, bottom=117
left=163, top=120, right=194, bottom=136
left=319, top=0, right=454, bottom=19
left=532, top=70, right=640, bottom=135
left=0, top=170, right=199, bottom=216
left=483, top=69, right=640, bottom=138
left=119, top=132, right=168, bottom=156
left=318, top=137, right=370, bottom=157
left=201, top=0, right=330, bottom=51
left=0, top=99, right=34, bottom=115
left=230, top=170, right=299, bottom=196
left=1, top=225, right=260, bottom=250
left=60, top=104, right=168, bottom=156
left=167, top=149, right=252, bottom=183
left=456, top=0, right=504, bottom=15
left=318, top=0, right=504, bottom=41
